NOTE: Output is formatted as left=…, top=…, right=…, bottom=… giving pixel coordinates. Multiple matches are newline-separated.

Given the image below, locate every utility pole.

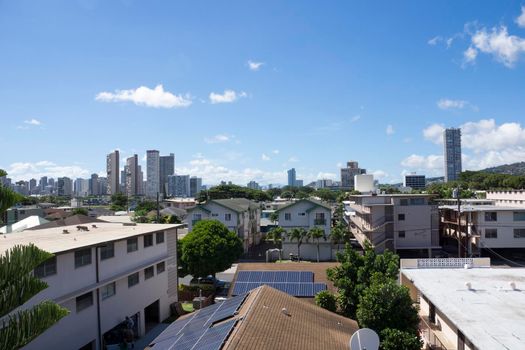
left=156, top=192, right=160, bottom=223
left=453, top=187, right=462, bottom=258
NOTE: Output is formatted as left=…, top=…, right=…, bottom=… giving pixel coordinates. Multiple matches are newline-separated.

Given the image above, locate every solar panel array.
left=231, top=270, right=327, bottom=297
left=149, top=294, right=247, bottom=350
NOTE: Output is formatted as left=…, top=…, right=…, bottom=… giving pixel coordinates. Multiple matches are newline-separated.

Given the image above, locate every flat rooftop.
left=402, top=268, right=525, bottom=350
left=349, top=193, right=433, bottom=197
left=0, top=222, right=182, bottom=255
left=439, top=204, right=525, bottom=212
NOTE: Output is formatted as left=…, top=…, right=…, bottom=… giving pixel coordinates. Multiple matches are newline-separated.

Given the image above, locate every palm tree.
left=309, top=226, right=326, bottom=262
left=267, top=227, right=286, bottom=260
left=331, top=223, right=346, bottom=252
left=269, top=211, right=279, bottom=224
left=0, top=170, right=69, bottom=350
left=287, top=227, right=308, bottom=261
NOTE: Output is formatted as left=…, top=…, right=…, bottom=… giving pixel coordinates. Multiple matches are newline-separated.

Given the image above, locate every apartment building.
left=275, top=199, right=332, bottom=261
left=346, top=194, right=440, bottom=256
left=0, top=222, right=181, bottom=350
left=440, top=203, right=525, bottom=256
left=444, top=128, right=462, bottom=182
left=486, top=190, right=525, bottom=208
left=106, top=150, right=120, bottom=195
left=146, top=150, right=160, bottom=198
left=401, top=257, right=525, bottom=350
left=403, top=173, right=426, bottom=190
left=186, top=198, right=261, bottom=252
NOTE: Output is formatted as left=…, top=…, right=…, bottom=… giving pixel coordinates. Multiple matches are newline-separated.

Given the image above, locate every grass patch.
left=181, top=302, right=194, bottom=313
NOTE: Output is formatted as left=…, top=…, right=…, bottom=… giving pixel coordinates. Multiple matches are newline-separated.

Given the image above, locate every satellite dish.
left=349, top=328, right=380, bottom=350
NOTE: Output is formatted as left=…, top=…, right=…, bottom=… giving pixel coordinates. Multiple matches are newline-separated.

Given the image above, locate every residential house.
left=0, top=222, right=181, bottom=350
left=186, top=198, right=261, bottom=252
left=346, top=194, right=440, bottom=257
left=275, top=199, right=332, bottom=261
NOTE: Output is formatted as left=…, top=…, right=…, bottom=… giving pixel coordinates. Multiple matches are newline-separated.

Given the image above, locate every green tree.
left=179, top=220, right=243, bottom=278
left=110, top=192, right=128, bottom=211
left=315, top=290, right=337, bottom=313
left=315, top=189, right=337, bottom=202
left=287, top=227, right=308, bottom=261
left=330, top=223, right=346, bottom=252
left=356, top=276, right=419, bottom=335
left=309, top=226, right=326, bottom=262
left=281, top=191, right=294, bottom=200
left=71, top=208, right=88, bottom=216
left=135, top=200, right=157, bottom=212
left=267, top=227, right=286, bottom=260
left=163, top=214, right=180, bottom=224
left=379, top=328, right=423, bottom=350
left=0, top=170, right=23, bottom=223
left=0, top=245, right=69, bottom=349
left=269, top=211, right=279, bottom=224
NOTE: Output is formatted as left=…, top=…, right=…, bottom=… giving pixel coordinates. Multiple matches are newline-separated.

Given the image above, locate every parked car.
left=189, top=276, right=226, bottom=289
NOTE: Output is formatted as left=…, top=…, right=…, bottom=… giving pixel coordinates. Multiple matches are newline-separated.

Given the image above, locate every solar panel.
left=193, top=319, right=237, bottom=350
left=287, top=271, right=300, bottom=282
left=300, top=271, right=314, bottom=282
left=236, top=270, right=251, bottom=282
left=206, top=294, right=248, bottom=326
left=313, top=282, right=327, bottom=294
left=274, top=271, right=287, bottom=282
left=249, top=271, right=263, bottom=282
left=261, top=271, right=275, bottom=282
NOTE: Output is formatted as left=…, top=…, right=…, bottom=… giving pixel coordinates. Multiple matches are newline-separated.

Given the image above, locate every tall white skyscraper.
left=146, top=150, right=160, bottom=198
left=106, top=150, right=120, bottom=194
left=444, top=128, right=462, bottom=182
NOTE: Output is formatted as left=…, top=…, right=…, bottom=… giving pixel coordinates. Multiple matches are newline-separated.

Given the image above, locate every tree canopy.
left=110, top=192, right=128, bottom=211
left=179, top=220, right=243, bottom=277
left=197, top=184, right=271, bottom=202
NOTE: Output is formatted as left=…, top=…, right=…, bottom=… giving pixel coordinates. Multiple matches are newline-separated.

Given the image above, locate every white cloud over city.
left=208, top=90, right=247, bottom=104
left=3, top=161, right=91, bottom=181
left=247, top=60, right=264, bottom=71
left=95, top=85, right=192, bottom=108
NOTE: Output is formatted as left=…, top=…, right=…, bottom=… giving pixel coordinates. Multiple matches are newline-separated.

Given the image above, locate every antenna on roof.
left=349, top=328, right=379, bottom=350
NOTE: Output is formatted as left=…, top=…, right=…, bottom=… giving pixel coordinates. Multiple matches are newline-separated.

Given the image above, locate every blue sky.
left=2, top=1, right=525, bottom=186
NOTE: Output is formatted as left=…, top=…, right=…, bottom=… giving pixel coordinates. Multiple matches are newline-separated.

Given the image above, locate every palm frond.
left=1, top=275, right=49, bottom=317
left=0, top=244, right=53, bottom=291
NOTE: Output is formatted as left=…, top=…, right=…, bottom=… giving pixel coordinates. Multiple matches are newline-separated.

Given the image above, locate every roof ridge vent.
left=510, top=281, right=518, bottom=291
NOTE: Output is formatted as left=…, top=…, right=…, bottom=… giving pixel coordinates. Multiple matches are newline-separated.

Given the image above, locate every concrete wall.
left=475, top=210, right=525, bottom=249
left=282, top=241, right=333, bottom=261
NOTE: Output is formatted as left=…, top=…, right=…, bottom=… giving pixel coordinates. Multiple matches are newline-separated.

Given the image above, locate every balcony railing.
left=419, top=316, right=452, bottom=350
left=314, top=219, right=326, bottom=225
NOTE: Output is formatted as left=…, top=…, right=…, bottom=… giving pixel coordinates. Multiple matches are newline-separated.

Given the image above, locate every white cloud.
left=465, top=26, right=525, bottom=67
left=372, top=170, right=388, bottom=180
left=386, top=125, right=395, bottom=135
left=272, top=150, right=280, bottom=155
left=24, top=118, right=41, bottom=126
left=95, top=84, right=192, bottom=108
left=204, top=134, right=232, bottom=144
left=428, top=36, right=441, bottom=46
left=423, top=123, right=445, bottom=144
left=460, top=119, right=525, bottom=152
left=316, top=172, right=336, bottom=180
left=351, top=115, right=361, bottom=122
left=401, top=154, right=443, bottom=170
left=4, top=161, right=91, bottom=181
left=247, top=60, right=264, bottom=71
left=287, top=156, right=299, bottom=163
left=437, top=98, right=468, bottom=110
left=209, top=90, right=247, bottom=104
left=516, top=6, right=525, bottom=28
left=261, top=154, right=271, bottom=161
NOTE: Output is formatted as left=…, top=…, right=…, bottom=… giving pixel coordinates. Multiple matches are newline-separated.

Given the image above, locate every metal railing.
left=419, top=316, right=451, bottom=350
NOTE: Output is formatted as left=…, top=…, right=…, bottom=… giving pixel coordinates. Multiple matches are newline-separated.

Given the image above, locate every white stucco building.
left=401, top=257, right=525, bottom=350
left=0, top=222, right=181, bottom=350
left=346, top=194, right=440, bottom=256
left=275, top=199, right=333, bottom=261
left=486, top=190, right=525, bottom=208
left=186, top=198, right=261, bottom=252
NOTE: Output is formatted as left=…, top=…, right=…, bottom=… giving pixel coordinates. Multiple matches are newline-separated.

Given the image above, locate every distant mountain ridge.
left=480, top=162, right=525, bottom=176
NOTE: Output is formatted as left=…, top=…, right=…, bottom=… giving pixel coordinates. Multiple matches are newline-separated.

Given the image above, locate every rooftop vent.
left=62, top=229, right=69, bottom=234
left=92, top=224, right=97, bottom=228
left=465, top=282, right=472, bottom=290
left=281, top=308, right=291, bottom=317
left=76, top=225, right=89, bottom=232
left=464, top=263, right=472, bottom=269
left=122, top=222, right=137, bottom=226
left=510, top=281, right=518, bottom=291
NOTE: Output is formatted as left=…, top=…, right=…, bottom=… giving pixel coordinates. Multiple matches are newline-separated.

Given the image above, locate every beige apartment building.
left=346, top=194, right=440, bottom=256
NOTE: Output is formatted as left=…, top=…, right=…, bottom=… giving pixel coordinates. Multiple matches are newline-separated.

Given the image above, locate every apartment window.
left=398, top=231, right=406, bottom=238
left=211, top=213, right=218, bottom=217
left=101, top=282, right=116, bottom=300
left=485, top=229, right=498, bottom=239
left=400, top=199, right=408, bottom=206
left=514, top=229, right=525, bottom=239
left=513, top=212, right=525, bottom=221
left=145, top=266, right=155, bottom=280
left=156, top=232, right=165, bottom=244
left=284, top=213, right=291, bottom=221
left=225, top=213, right=232, bottom=221
left=193, top=213, right=202, bottom=220
left=485, top=212, right=498, bottom=222
left=76, top=292, right=93, bottom=312
left=144, top=234, right=153, bottom=248
left=34, top=256, right=57, bottom=278
left=398, top=214, right=405, bottom=221
left=128, top=272, right=139, bottom=288
left=74, top=248, right=92, bottom=268
left=100, top=243, right=114, bottom=260
left=410, top=198, right=425, bottom=205
left=298, top=212, right=306, bottom=216
left=157, top=262, right=166, bottom=274
left=127, top=237, right=138, bottom=253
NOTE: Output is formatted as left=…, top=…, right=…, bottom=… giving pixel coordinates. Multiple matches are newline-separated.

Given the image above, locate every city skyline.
left=2, top=1, right=525, bottom=185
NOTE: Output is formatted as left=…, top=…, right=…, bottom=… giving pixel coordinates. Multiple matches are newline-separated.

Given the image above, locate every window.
left=75, top=248, right=92, bottom=268
left=157, top=261, right=166, bottom=274
left=34, top=256, right=57, bottom=278
left=485, top=212, right=497, bottom=222
left=410, top=198, right=425, bottom=205
left=298, top=212, right=306, bottom=216
left=145, top=266, right=154, bottom=280
left=400, top=199, right=408, bottom=206
left=514, top=229, right=525, bottom=238
left=128, top=272, right=139, bottom=288
left=101, top=282, right=116, bottom=300
left=398, top=214, right=405, bottom=221
left=211, top=213, right=218, bottom=217
left=156, top=232, right=165, bottom=244
left=144, top=234, right=153, bottom=248
left=193, top=213, right=202, bottom=220
left=127, top=237, right=138, bottom=253
left=76, top=292, right=93, bottom=312
left=225, top=213, right=232, bottom=221
left=100, top=243, right=114, bottom=260
left=485, top=229, right=498, bottom=239
left=398, top=231, right=406, bottom=238
left=284, top=213, right=291, bottom=221
left=513, top=212, right=525, bottom=221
